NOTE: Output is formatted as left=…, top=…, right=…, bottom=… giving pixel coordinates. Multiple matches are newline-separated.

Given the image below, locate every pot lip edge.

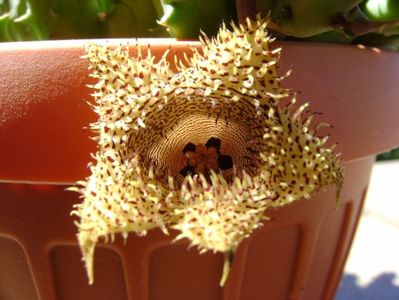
left=0, top=38, right=397, bottom=56
left=0, top=38, right=198, bottom=51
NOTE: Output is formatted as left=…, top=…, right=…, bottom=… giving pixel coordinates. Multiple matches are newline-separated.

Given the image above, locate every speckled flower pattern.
left=71, top=18, right=343, bottom=285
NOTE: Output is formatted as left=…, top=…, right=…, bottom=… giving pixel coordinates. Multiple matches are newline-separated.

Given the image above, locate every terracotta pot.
left=1, top=40, right=399, bottom=300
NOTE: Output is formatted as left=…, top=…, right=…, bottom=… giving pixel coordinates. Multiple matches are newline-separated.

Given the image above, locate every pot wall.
left=0, top=157, right=373, bottom=300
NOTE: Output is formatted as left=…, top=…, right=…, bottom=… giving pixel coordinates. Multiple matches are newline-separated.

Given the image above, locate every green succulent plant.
left=0, top=0, right=167, bottom=41
left=158, top=0, right=237, bottom=38
left=256, top=0, right=364, bottom=37
left=0, top=0, right=238, bottom=41
left=2, top=0, right=399, bottom=50
left=154, top=0, right=399, bottom=50
left=361, top=0, right=399, bottom=21
left=253, top=0, right=399, bottom=50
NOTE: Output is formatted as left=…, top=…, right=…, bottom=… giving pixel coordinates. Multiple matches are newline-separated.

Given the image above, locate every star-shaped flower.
left=71, top=18, right=343, bottom=286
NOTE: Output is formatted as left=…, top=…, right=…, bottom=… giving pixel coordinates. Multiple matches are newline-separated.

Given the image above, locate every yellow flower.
left=72, top=18, right=343, bottom=286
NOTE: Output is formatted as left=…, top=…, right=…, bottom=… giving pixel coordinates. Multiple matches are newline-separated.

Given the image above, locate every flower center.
left=180, top=137, right=233, bottom=177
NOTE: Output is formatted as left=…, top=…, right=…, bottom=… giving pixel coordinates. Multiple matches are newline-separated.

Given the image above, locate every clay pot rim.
left=0, top=38, right=198, bottom=51
left=2, top=37, right=398, bottom=53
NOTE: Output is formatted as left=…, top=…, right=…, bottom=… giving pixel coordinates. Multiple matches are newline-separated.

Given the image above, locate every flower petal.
left=257, top=99, right=343, bottom=205
left=173, top=172, right=271, bottom=253
left=73, top=155, right=175, bottom=283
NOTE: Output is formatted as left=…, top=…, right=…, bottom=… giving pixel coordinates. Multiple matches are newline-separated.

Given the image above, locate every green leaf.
left=159, top=0, right=237, bottom=38
left=0, top=0, right=168, bottom=42
left=360, top=0, right=399, bottom=21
